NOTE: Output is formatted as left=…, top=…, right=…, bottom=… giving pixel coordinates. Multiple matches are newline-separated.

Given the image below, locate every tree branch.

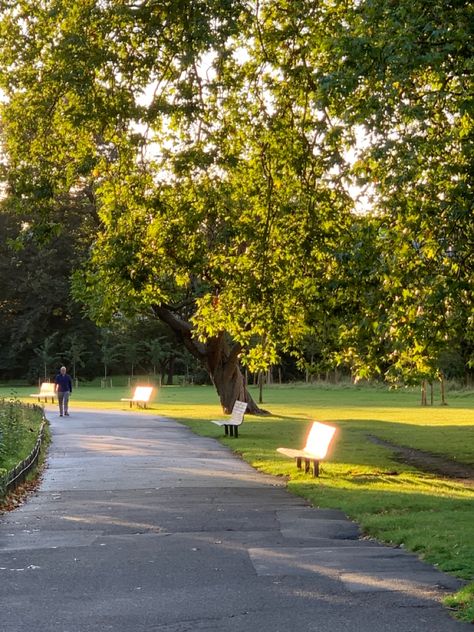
left=151, top=304, right=207, bottom=360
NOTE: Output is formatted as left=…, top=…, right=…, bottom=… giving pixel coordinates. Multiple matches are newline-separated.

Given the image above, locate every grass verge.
left=0, top=398, right=46, bottom=504
left=0, top=399, right=44, bottom=472
left=445, top=585, right=474, bottom=622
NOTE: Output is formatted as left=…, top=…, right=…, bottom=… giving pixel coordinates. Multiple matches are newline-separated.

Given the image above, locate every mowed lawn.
left=4, top=382, right=474, bottom=620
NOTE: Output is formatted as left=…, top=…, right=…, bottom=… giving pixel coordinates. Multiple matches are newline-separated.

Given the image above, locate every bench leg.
left=313, top=460, right=320, bottom=477
left=304, top=458, right=310, bottom=473
left=234, top=426, right=238, bottom=438
left=296, top=457, right=302, bottom=470
left=224, top=425, right=229, bottom=436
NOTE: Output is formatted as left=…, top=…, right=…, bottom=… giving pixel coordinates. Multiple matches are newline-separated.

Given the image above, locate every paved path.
left=0, top=408, right=470, bottom=632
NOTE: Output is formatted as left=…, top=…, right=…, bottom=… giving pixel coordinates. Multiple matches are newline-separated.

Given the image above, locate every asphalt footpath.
left=0, top=407, right=470, bottom=632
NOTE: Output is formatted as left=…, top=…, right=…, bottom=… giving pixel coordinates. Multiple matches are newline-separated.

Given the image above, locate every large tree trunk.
left=440, top=372, right=448, bottom=406
left=208, top=345, right=264, bottom=414
left=420, top=380, right=427, bottom=406
left=166, top=355, right=175, bottom=385
left=152, top=305, right=268, bottom=414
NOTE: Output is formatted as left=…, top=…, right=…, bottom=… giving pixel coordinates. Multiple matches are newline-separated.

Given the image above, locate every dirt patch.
left=368, top=435, right=474, bottom=487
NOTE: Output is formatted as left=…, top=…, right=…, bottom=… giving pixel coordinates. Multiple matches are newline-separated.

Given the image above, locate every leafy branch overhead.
left=0, top=0, right=472, bottom=404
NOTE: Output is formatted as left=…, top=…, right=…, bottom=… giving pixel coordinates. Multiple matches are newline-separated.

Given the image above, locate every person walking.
left=54, top=366, right=73, bottom=417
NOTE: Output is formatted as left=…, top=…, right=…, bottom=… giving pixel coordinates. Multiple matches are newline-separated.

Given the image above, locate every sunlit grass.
left=445, top=585, right=474, bottom=622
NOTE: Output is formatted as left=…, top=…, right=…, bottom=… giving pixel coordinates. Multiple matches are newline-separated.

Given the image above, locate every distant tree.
left=145, top=338, right=172, bottom=384
left=33, top=333, right=59, bottom=381
left=65, top=334, right=90, bottom=382
left=121, top=339, right=145, bottom=378
left=0, top=195, right=100, bottom=380
left=99, top=331, right=122, bottom=381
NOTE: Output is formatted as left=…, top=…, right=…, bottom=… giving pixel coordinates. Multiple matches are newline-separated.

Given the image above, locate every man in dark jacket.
left=54, top=366, right=73, bottom=417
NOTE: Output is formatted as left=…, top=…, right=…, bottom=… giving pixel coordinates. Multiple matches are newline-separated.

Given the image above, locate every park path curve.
left=0, top=406, right=470, bottom=632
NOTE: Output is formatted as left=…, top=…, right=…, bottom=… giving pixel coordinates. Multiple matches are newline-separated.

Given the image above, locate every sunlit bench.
left=121, top=385, right=154, bottom=408
left=277, top=421, right=337, bottom=477
left=30, top=382, right=56, bottom=403
left=211, top=400, right=247, bottom=438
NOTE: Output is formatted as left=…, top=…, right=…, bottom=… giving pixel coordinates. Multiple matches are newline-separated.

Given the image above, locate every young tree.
left=65, top=334, right=89, bottom=382
left=121, top=339, right=145, bottom=379
left=145, top=338, right=173, bottom=385
left=33, top=333, right=59, bottom=381
left=99, top=331, right=122, bottom=381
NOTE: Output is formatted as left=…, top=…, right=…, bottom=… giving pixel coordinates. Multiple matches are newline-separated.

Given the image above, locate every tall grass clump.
left=0, top=396, right=44, bottom=475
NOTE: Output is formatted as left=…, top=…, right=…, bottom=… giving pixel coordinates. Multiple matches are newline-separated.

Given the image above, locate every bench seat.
left=277, top=421, right=337, bottom=477
left=30, top=382, right=56, bottom=403
left=121, top=386, right=154, bottom=408
left=211, top=400, right=247, bottom=438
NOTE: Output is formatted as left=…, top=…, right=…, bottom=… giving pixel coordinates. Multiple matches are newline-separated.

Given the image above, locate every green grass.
left=2, top=382, right=474, bottom=621
left=0, top=399, right=44, bottom=474
left=445, top=585, right=474, bottom=622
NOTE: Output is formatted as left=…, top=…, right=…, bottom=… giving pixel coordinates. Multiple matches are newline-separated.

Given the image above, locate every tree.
left=1, top=0, right=472, bottom=406
left=121, top=339, right=145, bottom=378
left=317, top=0, right=474, bottom=390
left=1, top=1, right=355, bottom=413
left=99, top=330, right=122, bottom=381
left=65, top=334, right=90, bottom=382
left=145, top=337, right=173, bottom=385
left=33, top=333, right=59, bottom=381
left=0, top=165, right=101, bottom=380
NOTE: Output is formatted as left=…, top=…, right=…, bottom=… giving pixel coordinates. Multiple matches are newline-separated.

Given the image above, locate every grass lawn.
left=2, top=381, right=474, bottom=621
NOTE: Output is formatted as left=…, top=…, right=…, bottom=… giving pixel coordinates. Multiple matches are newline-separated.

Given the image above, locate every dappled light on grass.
left=311, top=465, right=473, bottom=499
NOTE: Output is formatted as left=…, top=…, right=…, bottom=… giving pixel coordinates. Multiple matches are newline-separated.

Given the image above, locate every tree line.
left=0, top=0, right=472, bottom=411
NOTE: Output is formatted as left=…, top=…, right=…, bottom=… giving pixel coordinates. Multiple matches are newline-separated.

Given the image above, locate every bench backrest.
left=304, top=421, right=337, bottom=459
left=230, top=400, right=247, bottom=423
left=40, top=382, right=55, bottom=394
left=132, top=386, right=153, bottom=402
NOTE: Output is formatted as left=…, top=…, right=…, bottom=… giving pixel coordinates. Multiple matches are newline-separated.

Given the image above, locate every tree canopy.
left=0, top=0, right=472, bottom=406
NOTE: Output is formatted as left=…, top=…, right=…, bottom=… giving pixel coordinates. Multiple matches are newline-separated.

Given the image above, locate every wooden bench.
left=29, top=382, right=56, bottom=403
left=121, top=386, right=154, bottom=408
left=277, top=421, right=337, bottom=477
left=211, top=400, right=247, bottom=438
